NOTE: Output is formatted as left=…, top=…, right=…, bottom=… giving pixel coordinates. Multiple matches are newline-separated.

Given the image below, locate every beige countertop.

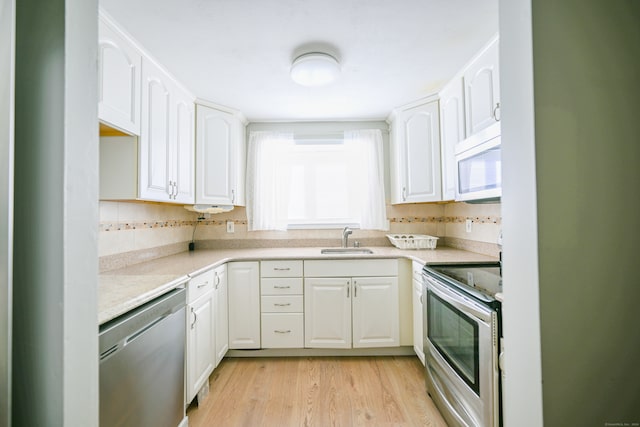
left=99, top=246, right=497, bottom=325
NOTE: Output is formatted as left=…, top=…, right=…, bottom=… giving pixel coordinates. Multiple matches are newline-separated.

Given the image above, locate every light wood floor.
left=186, top=356, right=447, bottom=427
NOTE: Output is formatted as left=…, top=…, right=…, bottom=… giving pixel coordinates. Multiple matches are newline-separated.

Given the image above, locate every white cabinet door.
left=352, top=277, right=399, bottom=348
left=439, top=79, right=465, bottom=201
left=187, top=291, right=214, bottom=404
left=411, top=261, right=425, bottom=365
left=171, top=84, right=195, bottom=204
left=98, top=16, right=141, bottom=135
left=412, top=278, right=425, bottom=365
left=228, top=262, right=260, bottom=349
left=304, top=277, right=351, bottom=349
left=464, top=38, right=500, bottom=136
left=391, top=100, right=442, bottom=203
left=139, top=59, right=195, bottom=204
left=139, top=59, right=171, bottom=202
left=213, top=265, right=228, bottom=366
left=196, top=104, right=245, bottom=206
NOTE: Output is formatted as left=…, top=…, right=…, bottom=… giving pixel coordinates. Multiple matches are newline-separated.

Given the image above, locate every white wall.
left=0, top=0, right=15, bottom=424
left=13, top=0, right=99, bottom=425
left=499, top=0, right=544, bottom=425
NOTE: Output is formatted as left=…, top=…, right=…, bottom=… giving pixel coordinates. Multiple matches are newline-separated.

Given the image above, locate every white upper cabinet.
left=463, top=37, right=500, bottom=137
left=98, top=14, right=142, bottom=135
left=439, top=79, right=465, bottom=201
left=138, top=58, right=195, bottom=204
left=99, top=13, right=195, bottom=204
left=196, top=104, right=246, bottom=206
left=390, top=99, right=442, bottom=204
left=139, top=59, right=171, bottom=202
left=172, top=83, right=196, bottom=204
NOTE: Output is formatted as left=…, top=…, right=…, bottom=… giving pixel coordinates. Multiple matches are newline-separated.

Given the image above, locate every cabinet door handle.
left=274, top=330, right=291, bottom=334
left=231, top=189, right=235, bottom=203
left=402, top=186, right=407, bottom=201
left=273, top=267, right=291, bottom=271
left=493, top=102, right=501, bottom=122
left=346, top=283, right=350, bottom=298
left=274, top=303, right=291, bottom=307
left=274, top=285, right=291, bottom=289
left=354, top=282, right=358, bottom=298
left=214, top=273, right=220, bottom=288
left=190, top=307, right=197, bottom=329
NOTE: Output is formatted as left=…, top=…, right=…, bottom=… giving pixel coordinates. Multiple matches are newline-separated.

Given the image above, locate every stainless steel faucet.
left=342, top=226, right=353, bottom=248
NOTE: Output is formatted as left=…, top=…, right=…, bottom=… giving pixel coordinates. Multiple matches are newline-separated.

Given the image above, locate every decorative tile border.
left=100, top=220, right=196, bottom=232
left=99, top=216, right=501, bottom=231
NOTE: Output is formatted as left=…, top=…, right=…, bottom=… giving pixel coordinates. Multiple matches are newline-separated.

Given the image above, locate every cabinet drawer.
left=261, top=295, right=303, bottom=313
left=261, top=260, right=303, bottom=278
left=261, top=278, right=303, bottom=295
left=261, top=313, right=304, bottom=348
left=187, top=269, right=215, bottom=303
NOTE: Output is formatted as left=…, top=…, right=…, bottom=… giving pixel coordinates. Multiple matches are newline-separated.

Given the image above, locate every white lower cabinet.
left=228, top=261, right=261, bottom=349
left=304, top=277, right=352, bottom=348
left=304, top=259, right=399, bottom=349
left=212, top=264, right=228, bottom=367
left=186, top=269, right=215, bottom=404
left=260, top=260, right=304, bottom=348
left=411, top=261, right=425, bottom=365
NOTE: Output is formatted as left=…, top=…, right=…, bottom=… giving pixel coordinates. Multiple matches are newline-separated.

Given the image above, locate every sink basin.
left=320, top=248, right=374, bottom=255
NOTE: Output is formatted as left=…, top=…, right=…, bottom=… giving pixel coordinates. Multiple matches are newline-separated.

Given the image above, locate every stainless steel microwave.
left=455, top=123, right=501, bottom=202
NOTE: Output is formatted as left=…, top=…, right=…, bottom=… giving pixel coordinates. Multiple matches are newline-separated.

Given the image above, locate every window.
left=246, top=130, right=388, bottom=231
left=287, top=138, right=364, bottom=227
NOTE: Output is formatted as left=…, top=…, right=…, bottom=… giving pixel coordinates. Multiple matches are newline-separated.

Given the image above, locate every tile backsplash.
left=99, top=200, right=501, bottom=271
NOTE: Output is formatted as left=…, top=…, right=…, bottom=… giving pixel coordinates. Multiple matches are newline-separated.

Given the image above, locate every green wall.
left=532, top=1, right=640, bottom=424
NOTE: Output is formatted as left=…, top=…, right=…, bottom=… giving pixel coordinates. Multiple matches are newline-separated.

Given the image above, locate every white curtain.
left=344, top=129, right=389, bottom=231
left=247, top=129, right=388, bottom=231
left=246, top=131, right=294, bottom=231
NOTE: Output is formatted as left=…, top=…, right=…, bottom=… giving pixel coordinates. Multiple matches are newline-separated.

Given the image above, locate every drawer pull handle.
left=273, top=267, right=291, bottom=271
left=196, top=282, right=208, bottom=289
left=274, top=303, right=291, bottom=307
left=274, top=285, right=291, bottom=289
left=274, top=330, right=291, bottom=334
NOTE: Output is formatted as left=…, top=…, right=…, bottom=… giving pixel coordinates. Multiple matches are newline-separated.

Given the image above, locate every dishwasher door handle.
left=125, top=314, right=168, bottom=346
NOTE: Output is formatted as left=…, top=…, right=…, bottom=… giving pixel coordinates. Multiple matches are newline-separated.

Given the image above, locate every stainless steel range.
left=422, top=262, right=502, bottom=427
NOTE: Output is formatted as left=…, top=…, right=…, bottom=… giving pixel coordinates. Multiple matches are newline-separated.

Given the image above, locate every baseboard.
left=226, top=346, right=416, bottom=358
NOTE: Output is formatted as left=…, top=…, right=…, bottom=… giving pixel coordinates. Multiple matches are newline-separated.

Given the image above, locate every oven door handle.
left=424, top=275, right=493, bottom=323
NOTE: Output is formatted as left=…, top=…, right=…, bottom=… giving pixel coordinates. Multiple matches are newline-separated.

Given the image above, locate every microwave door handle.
left=425, top=276, right=493, bottom=323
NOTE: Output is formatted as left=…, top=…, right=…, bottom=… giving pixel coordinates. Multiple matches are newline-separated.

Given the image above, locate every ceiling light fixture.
left=290, top=52, right=340, bottom=87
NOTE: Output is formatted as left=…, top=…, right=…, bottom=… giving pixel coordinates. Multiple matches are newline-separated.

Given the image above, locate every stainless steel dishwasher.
left=99, top=287, right=187, bottom=427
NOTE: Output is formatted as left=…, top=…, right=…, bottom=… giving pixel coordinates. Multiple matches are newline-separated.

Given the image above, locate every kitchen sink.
left=320, top=248, right=374, bottom=255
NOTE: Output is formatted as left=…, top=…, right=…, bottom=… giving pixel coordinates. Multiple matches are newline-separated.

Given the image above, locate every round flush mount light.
left=290, top=52, right=340, bottom=87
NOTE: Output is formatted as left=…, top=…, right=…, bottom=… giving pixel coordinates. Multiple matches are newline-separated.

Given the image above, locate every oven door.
left=423, top=274, right=500, bottom=427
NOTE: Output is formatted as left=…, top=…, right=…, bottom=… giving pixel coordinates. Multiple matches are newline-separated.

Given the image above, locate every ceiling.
left=100, top=0, right=499, bottom=122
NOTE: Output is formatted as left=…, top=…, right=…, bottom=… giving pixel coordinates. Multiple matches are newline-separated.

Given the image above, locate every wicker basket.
left=386, top=234, right=439, bottom=250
